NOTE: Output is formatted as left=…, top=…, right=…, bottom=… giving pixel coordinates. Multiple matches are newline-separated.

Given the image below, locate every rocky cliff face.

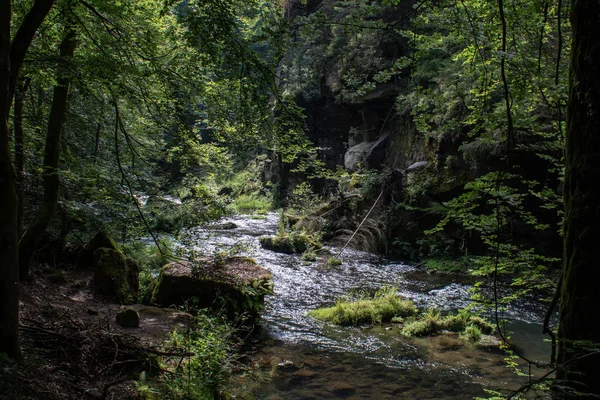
left=276, top=0, right=562, bottom=262
left=279, top=0, right=471, bottom=190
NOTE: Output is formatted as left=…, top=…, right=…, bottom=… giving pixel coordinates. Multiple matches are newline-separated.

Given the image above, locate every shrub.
left=123, top=239, right=173, bottom=301
left=146, top=313, right=233, bottom=399
left=300, top=249, right=318, bottom=261
left=460, top=324, right=483, bottom=343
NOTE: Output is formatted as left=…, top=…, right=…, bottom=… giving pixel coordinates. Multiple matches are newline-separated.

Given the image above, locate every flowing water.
left=186, top=213, right=552, bottom=399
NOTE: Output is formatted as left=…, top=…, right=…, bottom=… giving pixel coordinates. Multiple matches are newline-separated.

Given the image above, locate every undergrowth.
left=123, top=239, right=174, bottom=301
left=138, top=313, right=234, bottom=399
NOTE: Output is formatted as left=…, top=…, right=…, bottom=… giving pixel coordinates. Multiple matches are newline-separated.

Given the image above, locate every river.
left=185, top=212, right=552, bottom=399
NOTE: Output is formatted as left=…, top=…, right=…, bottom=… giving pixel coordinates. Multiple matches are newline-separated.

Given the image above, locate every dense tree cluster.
left=1, top=0, right=599, bottom=397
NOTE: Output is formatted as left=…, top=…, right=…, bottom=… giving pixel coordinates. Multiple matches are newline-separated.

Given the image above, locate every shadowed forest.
left=1, top=0, right=599, bottom=399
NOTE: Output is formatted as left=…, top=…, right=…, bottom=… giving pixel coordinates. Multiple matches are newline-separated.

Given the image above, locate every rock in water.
left=151, top=257, right=273, bottom=320
left=116, top=308, right=140, bottom=328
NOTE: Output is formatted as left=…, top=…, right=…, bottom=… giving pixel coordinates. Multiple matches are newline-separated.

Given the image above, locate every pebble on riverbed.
left=277, top=359, right=296, bottom=369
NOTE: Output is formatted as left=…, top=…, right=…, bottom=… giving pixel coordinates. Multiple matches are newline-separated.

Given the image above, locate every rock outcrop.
left=151, top=257, right=273, bottom=319
left=77, top=231, right=121, bottom=268
left=93, top=248, right=138, bottom=304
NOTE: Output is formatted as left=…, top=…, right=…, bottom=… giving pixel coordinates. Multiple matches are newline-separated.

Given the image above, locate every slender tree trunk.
left=14, top=79, right=30, bottom=238
left=0, top=0, right=22, bottom=361
left=7, top=0, right=55, bottom=112
left=556, top=0, right=600, bottom=397
left=19, top=27, right=76, bottom=281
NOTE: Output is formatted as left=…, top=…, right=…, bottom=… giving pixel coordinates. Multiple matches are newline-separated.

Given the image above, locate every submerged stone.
left=151, top=257, right=273, bottom=319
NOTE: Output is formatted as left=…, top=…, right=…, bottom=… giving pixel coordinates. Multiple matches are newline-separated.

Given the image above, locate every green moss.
left=89, top=231, right=122, bottom=253
left=259, top=230, right=322, bottom=254
left=308, top=287, right=417, bottom=326
left=326, top=256, right=343, bottom=266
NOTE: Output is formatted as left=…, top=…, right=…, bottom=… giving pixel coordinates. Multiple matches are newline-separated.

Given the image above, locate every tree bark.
left=14, top=79, right=30, bottom=238
left=0, top=0, right=22, bottom=361
left=7, top=0, right=55, bottom=111
left=18, top=27, right=76, bottom=281
left=556, top=0, right=600, bottom=397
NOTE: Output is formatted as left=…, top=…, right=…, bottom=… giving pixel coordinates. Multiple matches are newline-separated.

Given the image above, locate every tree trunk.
left=14, top=79, right=30, bottom=238
left=556, top=0, right=600, bottom=397
left=7, top=0, right=55, bottom=111
left=0, top=0, right=22, bottom=361
left=18, top=27, right=76, bottom=281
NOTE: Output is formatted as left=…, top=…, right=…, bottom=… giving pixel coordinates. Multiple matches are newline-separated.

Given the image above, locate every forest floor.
left=1, top=266, right=192, bottom=400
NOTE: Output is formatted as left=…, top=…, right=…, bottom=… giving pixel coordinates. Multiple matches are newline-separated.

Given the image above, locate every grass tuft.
left=401, top=310, right=494, bottom=339
left=308, top=287, right=417, bottom=326
left=232, top=195, right=271, bottom=214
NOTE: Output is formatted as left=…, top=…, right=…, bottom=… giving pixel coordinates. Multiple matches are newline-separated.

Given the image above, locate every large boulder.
left=94, top=248, right=138, bottom=304
left=77, top=232, right=121, bottom=268
left=151, top=257, right=273, bottom=319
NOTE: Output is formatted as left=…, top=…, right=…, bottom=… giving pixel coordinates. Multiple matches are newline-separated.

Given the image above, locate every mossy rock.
left=93, top=248, right=137, bottom=304
left=259, top=232, right=321, bottom=254
left=151, top=257, right=273, bottom=320
left=78, top=232, right=121, bottom=268
left=259, top=236, right=297, bottom=253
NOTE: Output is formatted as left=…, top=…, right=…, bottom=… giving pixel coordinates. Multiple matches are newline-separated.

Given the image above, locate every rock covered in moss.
left=93, top=248, right=138, bottom=304
left=259, top=232, right=321, bottom=254
left=151, top=257, right=273, bottom=319
left=116, top=308, right=140, bottom=328
left=77, top=232, right=121, bottom=268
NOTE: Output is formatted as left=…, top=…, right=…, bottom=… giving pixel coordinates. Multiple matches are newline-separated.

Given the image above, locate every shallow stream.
left=186, top=213, right=552, bottom=399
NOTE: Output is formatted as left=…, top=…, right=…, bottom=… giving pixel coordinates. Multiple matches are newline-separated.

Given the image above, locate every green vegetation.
left=422, top=257, right=473, bottom=274
left=326, top=256, right=343, bottom=267
left=401, top=310, right=494, bottom=340
left=308, top=287, right=417, bottom=326
left=300, top=249, right=318, bottom=262
left=232, top=195, right=271, bottom=215
left=122, top=239, right=174, bottom=301
left=460, top=325, right=483, bottom=343
left=137, top=313, right=233, bottom=399
left=259, top=223, right=322, bottom=254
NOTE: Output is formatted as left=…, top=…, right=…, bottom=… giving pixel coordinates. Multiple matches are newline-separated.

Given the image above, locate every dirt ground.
left=2, top=267, right=193, bottom=400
